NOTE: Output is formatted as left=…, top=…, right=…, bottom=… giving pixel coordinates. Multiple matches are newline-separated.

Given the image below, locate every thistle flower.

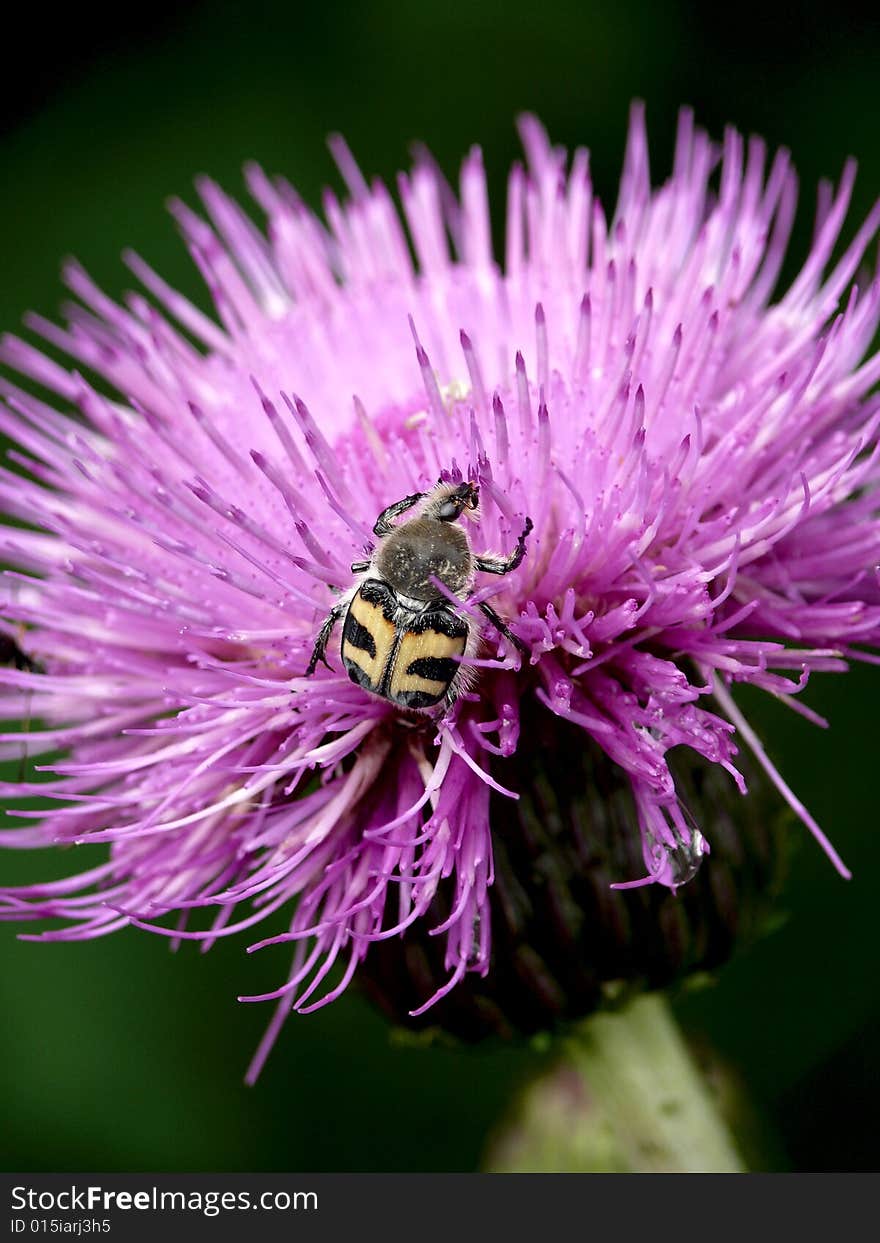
left=2, top=106, right=877, bottom=1081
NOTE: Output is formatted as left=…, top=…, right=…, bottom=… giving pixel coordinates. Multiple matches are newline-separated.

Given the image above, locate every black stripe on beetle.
left=343, top=616, right=376, bottom=657
left=393, top=688, right=444, bottom=710
left=358, top=578, right=398, bottom=618
left=408, top=608, right=469, bottom=639
left=405, top=655, right=459, bottom=683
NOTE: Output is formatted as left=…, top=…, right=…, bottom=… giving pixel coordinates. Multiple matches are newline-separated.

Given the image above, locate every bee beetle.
left=306, top=480, right=533, bottom=711
left=0, top=633, right=38, bottom=672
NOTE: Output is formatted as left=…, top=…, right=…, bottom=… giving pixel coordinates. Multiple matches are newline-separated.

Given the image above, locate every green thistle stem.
left=486, top=994, right=745, bottom=1173
left=565, top=995, right=744, bottom=1172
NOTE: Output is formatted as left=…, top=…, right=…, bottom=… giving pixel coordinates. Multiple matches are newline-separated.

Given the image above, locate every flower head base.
left=359, top=708, right=786, bottom=1041
left=2, top=106, right=878, bottom=1078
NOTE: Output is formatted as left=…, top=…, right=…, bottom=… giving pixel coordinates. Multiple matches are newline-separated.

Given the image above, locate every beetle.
left=306, top=479, right=533, bottom=711
left=0, top=632, right=38, bottom=672
left=1, top=631, right=41, bottom=782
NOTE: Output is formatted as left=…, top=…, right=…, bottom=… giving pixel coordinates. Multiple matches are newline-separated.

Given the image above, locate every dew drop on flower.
left=666, top=829, right=708, bottom=887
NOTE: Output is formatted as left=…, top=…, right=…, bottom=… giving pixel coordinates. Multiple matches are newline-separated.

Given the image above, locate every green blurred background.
left=2, top=0, right=879, bottom=1172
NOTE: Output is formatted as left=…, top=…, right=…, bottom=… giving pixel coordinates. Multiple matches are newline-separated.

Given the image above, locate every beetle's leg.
left=475, top=516, right=534, bottom=575
left=373, top=491, right=425, bottom=537
left=350, top=560, right=371, bottom=573
left=478, top=601, right=529, bottom=656
left=306, top=601, right=347, bottom=675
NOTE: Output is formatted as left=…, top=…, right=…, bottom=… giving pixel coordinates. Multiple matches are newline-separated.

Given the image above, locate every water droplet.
left=666, top=829, right=706, bottom=886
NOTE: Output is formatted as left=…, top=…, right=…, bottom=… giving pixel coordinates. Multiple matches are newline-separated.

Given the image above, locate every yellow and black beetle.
left=306, top=480, right=533, bottom=711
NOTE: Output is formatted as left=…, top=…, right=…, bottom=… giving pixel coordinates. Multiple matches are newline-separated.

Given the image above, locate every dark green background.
left=2, top=0, right=879, bottom=1172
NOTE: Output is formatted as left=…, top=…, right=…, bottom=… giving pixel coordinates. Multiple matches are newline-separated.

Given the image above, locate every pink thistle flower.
left=2, top=106, right=877, bottom=1079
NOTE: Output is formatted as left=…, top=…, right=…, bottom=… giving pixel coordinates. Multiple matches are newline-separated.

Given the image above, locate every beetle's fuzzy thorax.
left=374, top=516, right=474, bottom=603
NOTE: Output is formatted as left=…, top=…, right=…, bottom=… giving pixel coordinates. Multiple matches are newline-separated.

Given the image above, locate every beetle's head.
left=435, top=481, right=479, bottom=522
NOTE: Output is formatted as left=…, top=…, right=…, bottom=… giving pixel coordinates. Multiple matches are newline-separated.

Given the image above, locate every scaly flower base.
left=359, top=714, right=786, bottom=1041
